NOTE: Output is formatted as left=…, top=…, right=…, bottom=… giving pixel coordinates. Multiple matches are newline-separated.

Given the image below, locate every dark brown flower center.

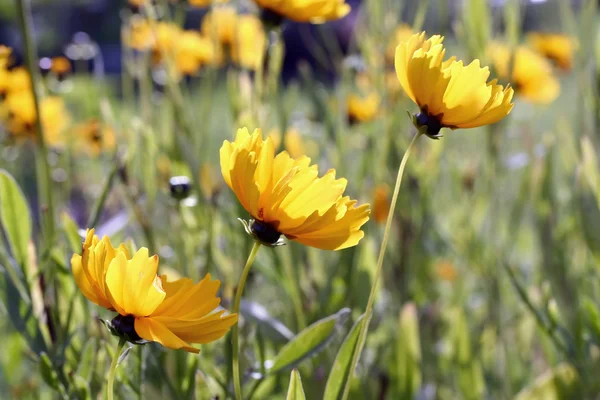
left=111, top=314, right=142, bottom=341
left=250, top=220, right=281, bottom=244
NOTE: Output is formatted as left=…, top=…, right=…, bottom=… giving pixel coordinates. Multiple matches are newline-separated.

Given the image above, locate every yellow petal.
left=134, top=317, right=199, bottom=353
left=71, top=253, right=112, bottom=309
left=105, top=249, right=165, bottom=316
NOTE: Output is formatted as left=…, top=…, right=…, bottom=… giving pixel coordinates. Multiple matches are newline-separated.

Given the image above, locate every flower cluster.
left=0, top=47, right=69, bottom=146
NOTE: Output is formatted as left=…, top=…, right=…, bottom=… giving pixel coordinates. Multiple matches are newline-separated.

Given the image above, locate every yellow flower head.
left=488, top=42, right=559, bottom=105
left=253, top=0, right=350, bottom=24
left=395, top=32, right=514, bottom=138
left=72, top=229, right=237, bottom=353
left=220, top=128, right=370, bottom=250
left=386, top=24, right=413, bottom=64
left=230, top=15, right=266, bottom=70
left=435, top=260, right=457, bottom=282
left=174, top=31, right=215, bottom=75
left=0, top=46, right=12, bottom=69
left=74, top=118, right=117, bottom=156
left=528, top=33, right=577, bottom=71
left=201, top=6, right=238, bottom=46
left=189, top=0, right=229, bottom=7
left=0, top=67, right=32, bottom=97
left=50, top=56, right=71, bottom=77
left=2, top=92, right=69, bottom=147
left=347, top=92, right=380, bottom=124
left=372, top=184, right=390, bottom=224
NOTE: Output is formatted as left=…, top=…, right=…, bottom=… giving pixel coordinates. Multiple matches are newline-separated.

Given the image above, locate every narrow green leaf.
left=323, top=314, right=364, bottom=400
left=285, top=369, right=306, bottom=400
left=62, top=212, right=83, bottom=254
left=39, top=352, right=59, bottom=390
left=514, top=363, right=580, bottom=400
left=269, top=308, right=350, bottom=374
left=0, top=169, right=32, bottom=267
left=396, top=303, right=422, bottom=398
left=451, top=308, right=484, bottom=400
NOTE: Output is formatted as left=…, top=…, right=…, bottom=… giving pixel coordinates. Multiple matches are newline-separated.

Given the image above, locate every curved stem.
left=107, top=337, right=127, bottom=400
left=232, top=241, right=262, bottom=400
left=341, top=132, right=422, bottom=400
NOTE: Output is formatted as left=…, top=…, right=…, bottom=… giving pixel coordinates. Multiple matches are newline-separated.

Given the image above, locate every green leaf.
left=451, top=308, right=484, bottom=400
left=396, top=303, right=422, bottom=398
left=39, top=352, right=60, bottom=390
left=61, top=212, right=83, bottom=254
left=323, top=314, right=364, bottom=400
left=514, top=363, right=580, bottom=400
left=285, top=369, right=306, bottom=400
left=269, top=308, right=350, bottom=374
left=0, top=169, right=32, bottom=267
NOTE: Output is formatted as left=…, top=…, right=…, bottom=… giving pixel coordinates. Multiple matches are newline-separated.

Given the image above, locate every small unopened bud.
left=169, top=176, right=191, bottom=200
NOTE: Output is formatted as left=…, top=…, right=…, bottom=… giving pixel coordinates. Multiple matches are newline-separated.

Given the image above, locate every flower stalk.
left=341, top=131, right=423, bottom=400
left=232, top=241, right=262, bottom=400
left=107, top=337, right=127, bottom=400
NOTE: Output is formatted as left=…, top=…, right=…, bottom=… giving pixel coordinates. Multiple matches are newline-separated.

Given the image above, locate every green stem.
left=107, top=337, right=127, bottom=400
left=15, top=0, right=55, bottom=251
left=341, top=131, right=422, bottom=400
left=232, top=241, right=262, bottom=400
left=87, top=161, right=119, bottom=228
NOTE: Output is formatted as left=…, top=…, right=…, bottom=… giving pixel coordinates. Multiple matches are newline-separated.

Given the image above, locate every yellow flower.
left=174, top=31, right=215, bottom=75
left=125, top=18, right=154, bottom=51
left=435, top=260, right=457, bottom=282
left=395, top=32, right=514, bottom=138
left=230, top=15, right=266, bottom=70
left=386, top=24, right=413, bottom=64
left=73, top=118, right=116, bottom=156
left=0, top=67, right=31, bottom=97
left=372, top=184, right=390, bottom=224
left=200, top=163, right=223, bottom=201
left=347, top=92, right=380, bottom=123
left=201, top=6, right=238, bottom=46
left=253, top=0, right=350, bottom=23
left=488, top=42, right=559, bottom=105
left=2, top=92, right=69, bottom=147
left=189, top=0, right=228, bottom=7
left=71, top=229, right=237, bottom=353
left=220, top=128, right=370, bottom=250
left=0, top=46, right=11, bottom=69
left=50, top=56, right=71, bottom=77
left=528, top=33, right=576, bottom=71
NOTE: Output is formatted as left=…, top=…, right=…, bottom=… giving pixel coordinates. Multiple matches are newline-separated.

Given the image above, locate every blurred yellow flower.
left=73, top=118, right=116, bottom=156
left=72, top=229, right=237, bottom=353
left=386, top=24, right=413, bottom=64
left=0, top=67, right=31, bottom=97
left=125, top=18, right=154, bottom=51
left=0, top=46, right=11, bottom=69
left=283, top=128, right=305, bottom=159
left=435, top=260, right=457, bottom=282
left=50, top=56, right=71, bottom=77
left=488, top=42, right=559, bottom=105
left=253, top=0, right=350, bottom=23
left=372, top=184, right=390, bottom=224
left=189, top=0, right=228, bottom=7
left=230, top=15, right=266, bottom=70
left=395, top=33, right=514, bottom=138
left=201, top=6, right=238, bottom=46
left=528, top=33, right=576, bottom=71
left=347, top=92, right=380, bottom=123
left=220, top=127, right=370, bottom=250
left=200, top=163, right=223, bottom=201
left=174, top=31, right=215, bottom=75
left=2, top=92, right=69, bottom=147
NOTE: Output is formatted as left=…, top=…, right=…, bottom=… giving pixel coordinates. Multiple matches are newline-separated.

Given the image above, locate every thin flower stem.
left=107, top=337, right=127, bottom=400
left=341, top=131, right=422, bottom=400
left=232, top=241, right=262, bottom=400
left=15, top=0, right=56, bottom=251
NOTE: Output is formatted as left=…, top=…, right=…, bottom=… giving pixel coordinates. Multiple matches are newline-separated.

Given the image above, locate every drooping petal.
left=134, top=317, right=200, bottom=353
left=71, top=253, right=112, bottom=309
